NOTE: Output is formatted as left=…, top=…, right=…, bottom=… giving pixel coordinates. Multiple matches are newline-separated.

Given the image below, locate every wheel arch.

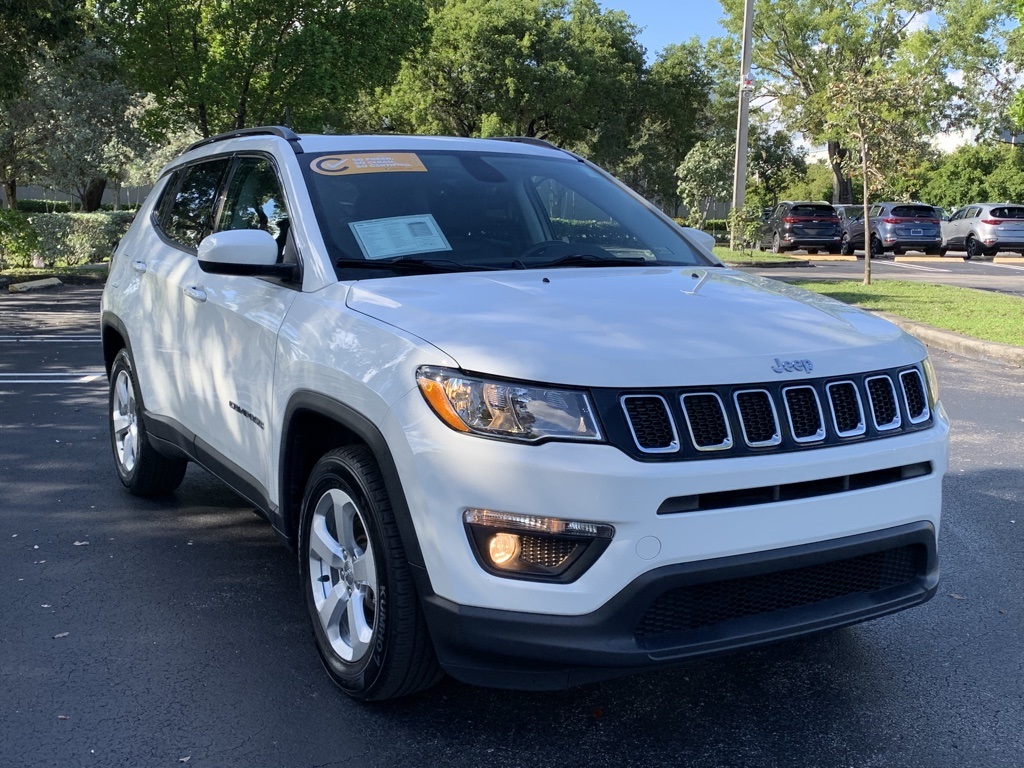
left=279, top=391, right=428, bottom=575
left=101, top=312, right=131, bottom=377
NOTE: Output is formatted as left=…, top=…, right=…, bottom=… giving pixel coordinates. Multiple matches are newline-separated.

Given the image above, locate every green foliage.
left=0, top=208, right=40, bottom=269
left=614, top=39, right=714, bottom=207
left=727, top=203, right=765, bottom=252
left=377, top=0, right=645, bottom=149
left=719, top=0, right=960, bottom=203
left=920, top=143, right=1024, bottom=210
left=98, top=0, right=429, bottom=136
left=676, top=139, right=733, bottom=229
left=747, top=126, right=807, bottom=206
left=778, top=162, right=837, bottom=203
left=0, top=0, right=80, bottom=100
left=27, top=211, right=133, bottom=268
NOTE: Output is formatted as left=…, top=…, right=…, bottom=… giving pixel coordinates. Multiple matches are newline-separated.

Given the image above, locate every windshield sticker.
left=349, top=214, right=452, bottom=260
left=310, top=153, right=427, bottom=176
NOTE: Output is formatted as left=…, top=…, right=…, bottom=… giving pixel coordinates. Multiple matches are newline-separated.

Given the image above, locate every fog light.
left=464, top=509, right=614, bottom=582
left=488, top=532, right=520, bottom=565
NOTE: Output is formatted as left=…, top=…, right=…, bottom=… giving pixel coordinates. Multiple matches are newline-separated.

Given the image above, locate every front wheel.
left=299, top=446, right=441, bottom=701
left=108, top=349, right=187, bottom=496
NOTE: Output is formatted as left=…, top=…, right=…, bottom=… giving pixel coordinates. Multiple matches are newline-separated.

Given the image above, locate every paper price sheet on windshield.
left=349, top=215, right=453, bottom=260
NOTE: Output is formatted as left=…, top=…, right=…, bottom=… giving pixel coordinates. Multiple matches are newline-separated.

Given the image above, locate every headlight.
left=921, top=355, right=940, bottom=406
left=416, top=366, right=602, bottom=443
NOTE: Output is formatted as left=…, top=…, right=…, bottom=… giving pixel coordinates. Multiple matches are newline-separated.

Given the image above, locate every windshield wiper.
left=334, top=257, right=500, bottom=274
left=532, top=253, right=651, bottom=268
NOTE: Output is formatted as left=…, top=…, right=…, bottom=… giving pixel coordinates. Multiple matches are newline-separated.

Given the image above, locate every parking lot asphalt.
left=2, top=286, right=1023, bottom=768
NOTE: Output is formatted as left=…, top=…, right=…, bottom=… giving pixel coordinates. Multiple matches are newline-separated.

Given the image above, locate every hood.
left=345, top=267, right=924, bottom=387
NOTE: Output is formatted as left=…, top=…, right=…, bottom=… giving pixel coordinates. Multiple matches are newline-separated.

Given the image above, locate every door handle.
left=184, top=285, right=207, bottom=303
left=131, top=259, right=147, bottom=273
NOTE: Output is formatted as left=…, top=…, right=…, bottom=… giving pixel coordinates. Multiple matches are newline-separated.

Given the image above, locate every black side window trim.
left=153, top=153, right=235, bottom=254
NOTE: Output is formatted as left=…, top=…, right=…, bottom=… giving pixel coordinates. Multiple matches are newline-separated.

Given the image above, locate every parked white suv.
left=101, top=127, right=949, bottom=701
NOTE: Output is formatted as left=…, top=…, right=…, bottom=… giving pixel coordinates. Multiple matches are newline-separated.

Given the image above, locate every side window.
left=163, top=158, right=231, bottom=249
left=218, top=156, right=290, bottom=259
left=531, top=176, right=641, bottom=250
left=869, top=205, right=882, bottom=218
left=966, top=206, right=981, bottom=219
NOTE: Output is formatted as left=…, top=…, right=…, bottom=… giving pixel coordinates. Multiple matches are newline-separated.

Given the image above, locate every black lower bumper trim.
left=420, top=522, right=938, bottom=690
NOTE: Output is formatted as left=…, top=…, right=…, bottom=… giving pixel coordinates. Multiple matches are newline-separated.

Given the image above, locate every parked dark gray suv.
left=759, top=201, right=841, bottom=254
left=840, top=202, right=941, bottom=257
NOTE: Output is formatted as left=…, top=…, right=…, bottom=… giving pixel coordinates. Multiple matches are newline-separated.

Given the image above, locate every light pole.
left=730, top=0, right=755, bottom=251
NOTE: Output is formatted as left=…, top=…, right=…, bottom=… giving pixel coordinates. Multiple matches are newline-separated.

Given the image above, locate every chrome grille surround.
left=866, top=375, right=902, bottom=431
left=899, top=369, right=930, bottom=424
left=782, top=385, right=826, bottom=443
left=826, top=381, right=866, bottom=437
left=733, top=389, right=782, bottom=448
left=608, top=364, right=933, bottom=461
left=681, top=392, right=733, bottom=451
left=620, top=394, right=680, bottom=454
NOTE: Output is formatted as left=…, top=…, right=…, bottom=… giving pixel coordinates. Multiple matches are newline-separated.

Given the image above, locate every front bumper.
left=420, top=522, right=938, bottom=689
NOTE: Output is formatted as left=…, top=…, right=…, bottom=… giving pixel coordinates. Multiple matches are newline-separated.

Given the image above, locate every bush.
left=27, top=212, right=134, bottom=267
left=16, top=199, right=75, bottom=213
left=0, top=210, right=41, bottom=270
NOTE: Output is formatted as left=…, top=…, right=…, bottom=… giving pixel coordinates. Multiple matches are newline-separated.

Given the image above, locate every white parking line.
left=969, top=261, right=1024, bottom=272
left=0, top=371, right=105, bottom=384
left=0, top=335, right=99, bottom=343
left=876, top=262, right=949, bottom=273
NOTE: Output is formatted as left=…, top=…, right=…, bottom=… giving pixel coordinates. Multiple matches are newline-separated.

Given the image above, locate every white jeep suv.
left=101, top=127, right=949, bottom=701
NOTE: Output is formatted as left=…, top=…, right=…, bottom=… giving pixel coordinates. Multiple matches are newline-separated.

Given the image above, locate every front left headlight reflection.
left=416, top=366, right=602, bottom=443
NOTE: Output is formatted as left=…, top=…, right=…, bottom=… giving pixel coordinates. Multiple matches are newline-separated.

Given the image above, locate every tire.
left=965, top=236, right=981, bottom=261
left=869, top=235, right=884, bottom=259
left=108, top=349, right=187, bottom=496
left=771, top=233, right=785, bottom=253
left=299, top=446, right=442, bottom=701
left=839, top=233, right=853, bottom=256
left=939, top=246, right=947, bottom=257
left=926, top=247, right=940, bottom=256
left=892, top=247, right=904, bottom=256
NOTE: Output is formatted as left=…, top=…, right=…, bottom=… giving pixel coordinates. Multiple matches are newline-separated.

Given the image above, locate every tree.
left=719, top=0, right=955, bottom=204
left=614, top=39, right=714, bottom=210
left=823, top=62, right=947, bottom=283
left=0, top=64, right=51, bottom=209
left=377, top=0, right=645, bottom=151
left=98, top=0, right=429, bottom=137
left=676, top=139, right=733, bottom=228
left=33, top=41, right=145, bottom=211
left=747, top=126, right=807, bottom=206
left=0, top=0, right=80, bottom=99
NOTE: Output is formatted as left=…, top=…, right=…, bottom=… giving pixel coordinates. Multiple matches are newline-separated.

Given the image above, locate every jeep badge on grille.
left=772, top=358, right=814, bottom=374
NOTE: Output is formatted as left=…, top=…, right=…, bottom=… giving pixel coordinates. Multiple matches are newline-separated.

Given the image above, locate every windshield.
left=790, top=204, right=836, bottom=216
left=891, top=205, right=937, bottom=218
left=301, top=149, right=710, bottom=276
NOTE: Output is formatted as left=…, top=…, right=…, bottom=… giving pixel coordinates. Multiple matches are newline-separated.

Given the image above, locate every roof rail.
left=491, top=136, right=560, bottom=150
left=184, top=126, right=303, bottom=155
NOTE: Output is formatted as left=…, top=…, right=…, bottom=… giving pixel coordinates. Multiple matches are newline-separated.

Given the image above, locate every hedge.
left=0, top=210, right=135, bottom=269
left=0, top=210, right=41, bottom=270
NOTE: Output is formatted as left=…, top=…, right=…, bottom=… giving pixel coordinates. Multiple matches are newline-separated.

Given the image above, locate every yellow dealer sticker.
left=310, top=153, right=428, bottom=176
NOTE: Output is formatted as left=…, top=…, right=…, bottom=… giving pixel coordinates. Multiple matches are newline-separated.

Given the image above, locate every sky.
left=607, top=0, right=730, bottom=59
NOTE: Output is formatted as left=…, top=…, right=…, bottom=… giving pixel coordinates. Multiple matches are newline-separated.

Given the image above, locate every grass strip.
left=791, top=279, right=1024, bottom=347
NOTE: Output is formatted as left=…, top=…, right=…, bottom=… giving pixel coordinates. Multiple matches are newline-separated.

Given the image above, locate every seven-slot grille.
left=614, top=366, right=930, bottom=460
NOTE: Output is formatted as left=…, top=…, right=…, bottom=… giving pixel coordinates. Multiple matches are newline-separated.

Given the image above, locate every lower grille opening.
left=636, top=544, right=926, bottom=642
left=656, top=461, right=932, bottom=515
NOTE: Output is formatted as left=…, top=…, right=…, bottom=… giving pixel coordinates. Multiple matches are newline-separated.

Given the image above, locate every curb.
left=725, top=259, right=813, bottom=268
left=875, top=311, right=1024, bottom=369
left=8, top=277, right=63, bottom=293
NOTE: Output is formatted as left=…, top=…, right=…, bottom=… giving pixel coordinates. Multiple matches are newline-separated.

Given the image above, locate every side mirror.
left=197, top=229, right=297, bottom=279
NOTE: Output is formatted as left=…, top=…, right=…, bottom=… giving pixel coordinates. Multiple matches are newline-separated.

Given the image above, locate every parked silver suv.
left=840, top=202, right=941, bottom=257
left=940, top=203, right=1024, bottom=259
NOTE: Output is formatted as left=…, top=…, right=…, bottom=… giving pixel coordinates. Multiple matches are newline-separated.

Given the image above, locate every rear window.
left=790, top=205, right=836, bottom=216
left=891, top=205, right=936, bottom=218
left=990, top=207, right=1024, bottom=219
